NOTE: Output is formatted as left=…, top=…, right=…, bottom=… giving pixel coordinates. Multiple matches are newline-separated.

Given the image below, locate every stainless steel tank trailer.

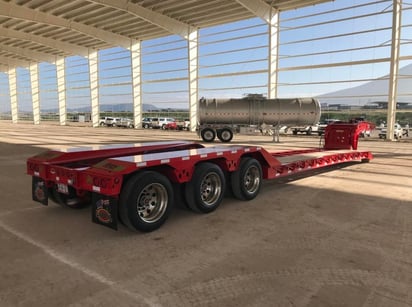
left=197, top=95, right=321, bottom=142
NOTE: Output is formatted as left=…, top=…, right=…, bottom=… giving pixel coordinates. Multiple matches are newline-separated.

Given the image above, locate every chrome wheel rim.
left=221, top=130, right=231, bottom=140
left=200, top=172, right=222, bottom=206
left=244, top=165, right=260, bottom=194
left=136, top=183, right=168, bottom=223
left=204, top=130, right=214, bottom=141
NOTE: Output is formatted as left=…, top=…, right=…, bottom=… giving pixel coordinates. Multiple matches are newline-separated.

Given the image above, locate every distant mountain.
left=100, top=103, right=159, bottom=112
left=318, top=63, right=412, bottom=106
left=41, top=103, right=159, bottom=113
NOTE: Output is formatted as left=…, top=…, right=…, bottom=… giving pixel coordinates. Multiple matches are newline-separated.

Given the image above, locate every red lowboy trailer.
left=27, top=122, right=373, bottom=232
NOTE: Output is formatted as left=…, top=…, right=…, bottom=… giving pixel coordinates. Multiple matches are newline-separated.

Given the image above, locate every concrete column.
left=387, top=0, right=402, bottom=140
left=188, top=27, right=198, bottom=132
left=8, top=68, right=18, bottom=123
left=56, top=57, right=66, bottom=126
left=268, top=8, right=279, bottom=99
left=89, top=50, right=99, bottom=127
left=130, top=40, right=142, bottom=129
left=30, top=63, right=40, bottom=125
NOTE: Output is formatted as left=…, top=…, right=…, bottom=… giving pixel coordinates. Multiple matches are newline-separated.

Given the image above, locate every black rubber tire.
left=172, top=182, right=190, bottom=210
left=200, top=128, right=216, bottom=142
left=48, top=188, right=62, bottom=206
left=119, top=171, right=173, bottom=232
left=143, top=123, right=149, bottom=129
left=231, top=157, right=262, bottom=201
left=185, top=162, right=225, bottom=213
left=49, top=185, right=91, bottom=209
left=217, top=128, right=233, bottom=143
left=306, top=127, right=312, bottom=135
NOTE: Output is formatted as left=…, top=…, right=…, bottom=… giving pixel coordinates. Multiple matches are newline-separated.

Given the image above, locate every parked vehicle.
left=114, top=118, right=134, bottom=128
left=99, top=116, right=116, bottom=126
left=379, top=123, right=403, bottom=139
left=176, top=119, right=190, bottom=130
left=349, top=117, right=372, bottom=137
left=153, top=117, right=176, bottom=130
left=142, top=117, right=157, bottom=129
left=290, top=124, right=320, bottom=135
left=198, top=95, right=321, bottom=142
left=359, top=129, right=371, bottom=137
left=164, top=122, right=178, bottom=130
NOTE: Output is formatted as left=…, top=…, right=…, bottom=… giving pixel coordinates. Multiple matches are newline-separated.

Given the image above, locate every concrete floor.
left=0, top=121, right=411, bottom=307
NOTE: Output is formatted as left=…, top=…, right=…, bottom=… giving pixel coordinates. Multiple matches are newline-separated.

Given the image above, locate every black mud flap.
left=91, top=193, right=118, bottom=230
left=32, top=177, right=48, bottom=206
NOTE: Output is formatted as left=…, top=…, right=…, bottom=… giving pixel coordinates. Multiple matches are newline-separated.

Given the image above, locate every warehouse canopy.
left=0, top=0, right=332, bottom=70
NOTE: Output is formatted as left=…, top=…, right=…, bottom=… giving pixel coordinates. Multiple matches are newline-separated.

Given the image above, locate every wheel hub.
left=244, top=166, right=260, bottom=193
left=200, top=173, right=221, bottom=205
left=137, top=183, right=168, bottom=223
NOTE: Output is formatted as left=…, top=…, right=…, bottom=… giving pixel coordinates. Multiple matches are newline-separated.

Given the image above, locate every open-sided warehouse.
left=1, top=122, right=412, bottom=306
left=1, top=0, right=412, bottom=306
left=0, top=0, right=411, bottom=139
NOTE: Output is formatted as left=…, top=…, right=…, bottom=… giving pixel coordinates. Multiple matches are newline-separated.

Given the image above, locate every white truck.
left=99, top=116, right=116, bottom=126
left=379, top=123, right=403, bottom=139
left=289, top=124, right=320, bottom=135
left=176, top=119, right=190, bottom=130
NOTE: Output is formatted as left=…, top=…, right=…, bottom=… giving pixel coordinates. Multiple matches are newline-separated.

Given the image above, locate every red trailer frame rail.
left=27, top=122, right=373, bottom=232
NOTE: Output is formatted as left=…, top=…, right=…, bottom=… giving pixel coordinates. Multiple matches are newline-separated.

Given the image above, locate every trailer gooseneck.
left=27, top=122, right=373, bottom=232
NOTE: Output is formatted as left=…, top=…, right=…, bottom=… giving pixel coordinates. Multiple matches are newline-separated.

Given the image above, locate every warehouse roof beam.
left=0, top=55, right=30, bottom=68
left=235, top=0, right=273, bottom=23
left=88, top=0, right=190, bottom=38
left=0, top=42, right=55, bottom=63
left=0, top=1, right=131, bottom=48
left=0, top=27, right=89, bottom=57
left=0, top=0, right=333, bottom=69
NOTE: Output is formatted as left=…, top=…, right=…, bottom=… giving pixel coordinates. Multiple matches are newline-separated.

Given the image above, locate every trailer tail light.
left=27, top=161, right=41, bottom=176
left=93, top=177, right=109, bottom=189
left=49, top=167, right=77, bottom=185
left=67, top=172, right=75, bottom=185
left=82, top=175, right=122, bottom=196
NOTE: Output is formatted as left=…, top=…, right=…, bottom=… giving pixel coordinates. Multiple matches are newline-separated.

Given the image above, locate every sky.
left=0, top=0, right=412, bottom=114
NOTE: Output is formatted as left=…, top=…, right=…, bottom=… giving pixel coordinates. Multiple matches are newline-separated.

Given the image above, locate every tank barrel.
left=199, top=97, right=321, bottom=126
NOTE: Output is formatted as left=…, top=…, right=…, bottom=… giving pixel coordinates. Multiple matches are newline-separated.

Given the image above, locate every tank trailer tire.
left=217, top=128, right=233, bottom=143
left=201, top=128, right=216, bottom=142
left=231, top=157, right=262, bottom=201
left=119, top=171, right=173, bottom=232
left=185, top=162, right=226, bottom=213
